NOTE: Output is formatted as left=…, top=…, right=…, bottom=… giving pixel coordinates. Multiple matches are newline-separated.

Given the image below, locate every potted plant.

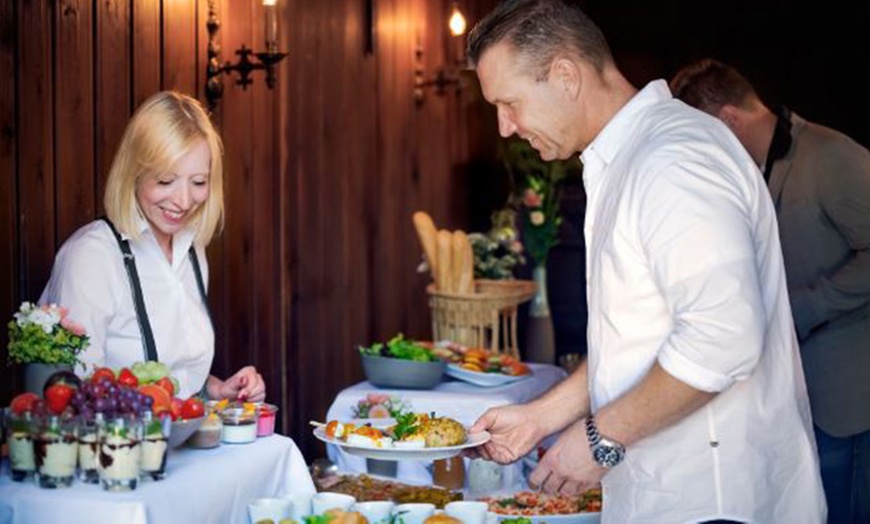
left=7, top=302, right=89, bottom=393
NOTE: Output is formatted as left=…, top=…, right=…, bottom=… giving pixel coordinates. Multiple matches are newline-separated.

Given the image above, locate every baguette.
left=412, top=211, right=439, bottom=279
left=436, top=229, right=454, bottom=292
left=452, top=230, right=474, bottom=294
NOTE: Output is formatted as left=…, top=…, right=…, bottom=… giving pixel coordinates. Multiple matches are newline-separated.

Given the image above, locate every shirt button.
left=710, top=441, right=719, bottom=448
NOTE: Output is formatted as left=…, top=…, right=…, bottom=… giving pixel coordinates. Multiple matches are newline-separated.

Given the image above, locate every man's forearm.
left=594, top=362, right=716, bottom=447
left=528, top=360, right=592, bottom=436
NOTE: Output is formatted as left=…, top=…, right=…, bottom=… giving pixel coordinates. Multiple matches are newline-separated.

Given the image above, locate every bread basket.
left=427, top=279, right=536, bottom=359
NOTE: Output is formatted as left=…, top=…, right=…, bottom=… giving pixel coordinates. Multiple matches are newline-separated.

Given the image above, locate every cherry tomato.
left=91, top=367, right=115, bottom=384
left=117, top=368, right=139, bottom=388
left=180, top=397, right=205, bottom=420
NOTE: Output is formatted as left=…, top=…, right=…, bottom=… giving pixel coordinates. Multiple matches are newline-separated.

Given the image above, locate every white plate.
left=314, top=427, right=491, bottom=461
left=490, top=512, right=600, bottom=524
left=445, top=364, right=532, bottom=387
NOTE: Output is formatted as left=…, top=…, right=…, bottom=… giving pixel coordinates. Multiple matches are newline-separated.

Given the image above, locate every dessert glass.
left=98, top=415, right=142, bottom=491
left=77, top=414, right=103, bottom=483
left=6, top=410, right=36, bottom=482
left=257, top=403, right=278, bottom=437
left=34, top=414, right=78, bottom=488
left=220, top=406, right=257, bottom=444
left=140, top=412, right=169, bottom=480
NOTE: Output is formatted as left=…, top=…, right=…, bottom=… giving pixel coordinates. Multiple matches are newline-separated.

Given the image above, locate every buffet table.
left=325, top=363, right=568, bottom=488
left=0, top=434, right=315, bottom=524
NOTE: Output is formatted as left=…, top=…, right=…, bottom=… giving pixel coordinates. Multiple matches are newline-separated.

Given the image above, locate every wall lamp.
left=414, top=2, right=467, bottom=105
left=205, top=0, right=289, bottom=111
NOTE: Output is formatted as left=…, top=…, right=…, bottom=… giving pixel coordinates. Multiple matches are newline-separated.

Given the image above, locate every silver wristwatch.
left=585, top=413, right=626, bottom=468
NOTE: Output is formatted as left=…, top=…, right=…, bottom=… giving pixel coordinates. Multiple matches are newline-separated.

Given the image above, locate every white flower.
left=530, top=211, right=546, bottom=226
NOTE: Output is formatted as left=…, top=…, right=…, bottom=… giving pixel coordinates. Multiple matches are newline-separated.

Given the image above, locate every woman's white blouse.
left=40, top=218, right=213, bottom=399
left=580, top=81, right=826, bottom=522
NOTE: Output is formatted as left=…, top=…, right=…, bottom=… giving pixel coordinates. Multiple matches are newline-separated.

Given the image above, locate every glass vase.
left=524, top=263, right=556, bottom=364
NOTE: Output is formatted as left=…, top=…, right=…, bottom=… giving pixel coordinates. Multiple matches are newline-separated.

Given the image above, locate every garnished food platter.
left=445, top=364, right=531, bottom=387
left=480, top=490, right=602, bottom=524
left=313, top=426, right=490, bottom=461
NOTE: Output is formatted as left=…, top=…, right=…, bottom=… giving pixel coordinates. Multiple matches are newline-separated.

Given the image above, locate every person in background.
left=464, top=0, right=826, bottom=521
left=40, top=91, right=265, bottom=402
left=671, top=58, right=870, bottom=524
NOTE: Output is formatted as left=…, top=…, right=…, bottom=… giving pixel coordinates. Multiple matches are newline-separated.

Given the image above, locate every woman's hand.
left=208, top=366, right=266, bottom=402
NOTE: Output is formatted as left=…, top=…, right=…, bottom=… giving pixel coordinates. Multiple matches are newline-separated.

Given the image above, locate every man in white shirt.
left=465, top=1, right=826, bottom=522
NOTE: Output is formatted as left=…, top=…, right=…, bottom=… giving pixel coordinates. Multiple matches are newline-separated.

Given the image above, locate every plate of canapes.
left=312, top=412, right=489, bottom=461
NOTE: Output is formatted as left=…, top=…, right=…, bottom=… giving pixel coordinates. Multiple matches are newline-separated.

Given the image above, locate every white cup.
left=248, top=497, right=294, bottom=524
left=392, top=503, right=436, bottom=524
left=353, top=501, right=395, bottom=524
left=445, top=501, right=490, bottom=524
left=283, top=492, right=314, bottom=522
left=311, top=492, right=357, bottom=515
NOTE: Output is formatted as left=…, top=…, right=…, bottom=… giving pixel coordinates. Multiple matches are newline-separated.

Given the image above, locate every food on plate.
left=358, top=333, right=439, bottom=363
left=323, top=413, right=467, bottom=450
left=438, top=344, right=530, bottom=376
left=316, top=474, right=463, bottom=508
left=479, top=489, right=602, bottom=516
left=352, top=393, right=410, bottom=419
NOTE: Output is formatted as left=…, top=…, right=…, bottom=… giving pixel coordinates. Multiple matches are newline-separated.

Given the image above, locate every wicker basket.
left=427, top=279, right=537, bottom=359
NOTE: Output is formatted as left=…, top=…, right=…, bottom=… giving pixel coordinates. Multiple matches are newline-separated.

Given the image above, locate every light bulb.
left=448, top=4, right=467, bottom=37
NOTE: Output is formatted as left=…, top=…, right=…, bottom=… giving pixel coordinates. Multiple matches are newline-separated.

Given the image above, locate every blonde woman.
left=40, top=91, right=265, bottom=401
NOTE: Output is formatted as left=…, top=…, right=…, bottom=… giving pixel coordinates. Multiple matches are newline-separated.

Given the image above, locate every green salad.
left=358, top=333, right=436, bottom=362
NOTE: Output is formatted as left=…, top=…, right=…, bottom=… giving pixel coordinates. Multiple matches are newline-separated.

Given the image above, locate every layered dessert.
left=140, top=433, right=168, bottom=480
left=34, top=432, right=78, bottom=488
left=8, top=430, right=36, bottom=481
left=78, top=431, right=99, bottom=483
left=188, top=412, right=222, bottom=449
left=220, top=407, right=257, bottom=444
left=99, top=435, right=141, bottom=491
left=257, top=404, right=278, bottom=437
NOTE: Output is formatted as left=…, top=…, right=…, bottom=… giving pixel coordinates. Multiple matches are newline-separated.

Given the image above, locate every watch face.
left=593, top=444, right=624, bottom=467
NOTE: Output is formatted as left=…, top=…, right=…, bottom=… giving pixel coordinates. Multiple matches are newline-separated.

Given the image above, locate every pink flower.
left=60, top=318, right=86, bottom=337
left=510, top=240, right=524, bottom=254
left=366, top=393, right=389, bottom=404
left=523, top=189, right=543, bottom=208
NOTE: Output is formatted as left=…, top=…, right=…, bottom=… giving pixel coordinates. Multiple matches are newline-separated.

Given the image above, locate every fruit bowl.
left=169, top=416, right=205, bottom=448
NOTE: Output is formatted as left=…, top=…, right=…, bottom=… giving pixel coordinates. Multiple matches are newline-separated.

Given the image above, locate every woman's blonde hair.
left=103, top=91, right=224, bottom=246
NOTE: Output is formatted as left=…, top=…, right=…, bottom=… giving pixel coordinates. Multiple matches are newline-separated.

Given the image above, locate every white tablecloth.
left=0, top=434, right=315, bottom=524
left=325, top=363, right=567, bottom=488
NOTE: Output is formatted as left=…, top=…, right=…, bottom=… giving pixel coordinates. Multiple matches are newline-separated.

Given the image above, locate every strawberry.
left=10, top=392, right=41, bottom=415
left=181, top=397, right=205, bottom=420
left=44, top=383, right=74, bottom=415
left=170, top=397, right=184, bottom=421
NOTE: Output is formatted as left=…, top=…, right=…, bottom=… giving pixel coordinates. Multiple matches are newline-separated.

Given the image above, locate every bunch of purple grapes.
left=70, top=380, right=154, bottom=421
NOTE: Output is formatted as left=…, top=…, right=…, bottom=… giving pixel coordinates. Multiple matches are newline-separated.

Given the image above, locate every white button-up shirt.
left=40, top=218, right=213, bottom=399
left=583, top=80, right=826, bottom=523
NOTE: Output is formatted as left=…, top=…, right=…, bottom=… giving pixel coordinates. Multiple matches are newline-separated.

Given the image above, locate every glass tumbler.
left=77, top=414, right=103, bottom=483
left=140, top=412, right=170, bottom=480
left=34, top=414, right=78, bottom=488
left=5, top=410, right=36, bottom=482
left=98, top=415, right=142, bottom=491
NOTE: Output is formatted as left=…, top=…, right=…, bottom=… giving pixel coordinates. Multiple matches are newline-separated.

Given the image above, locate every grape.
left=79, top=407, right=94, bottom=421
left=94, top=397, right=110, bottom=413
left=142, top=396, right=154, bottom=408
left=107, top=397, right=119, bottom=411
left=92, top=383, right=106, bottom=399
left=129, top=400, right=141, bottom=413
left=106, top=384, right=118, bottom=397
left=72, top=390, right=85, bottom=405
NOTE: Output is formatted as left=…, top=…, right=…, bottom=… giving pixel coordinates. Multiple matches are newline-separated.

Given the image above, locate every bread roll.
left=452, top=230, right=474, bottom=294
left=436, top=229, right=454, bottom=292
left=413, top=211, right=439, bottom=279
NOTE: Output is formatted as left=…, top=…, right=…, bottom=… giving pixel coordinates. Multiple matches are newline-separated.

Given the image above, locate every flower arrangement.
left=499, top=137, right=580, bottom=267
left=7, top=302, right=89, bottom=366
left=351, top=393, right=410, bottom=419
left=469, top=209, right=526, bottom=280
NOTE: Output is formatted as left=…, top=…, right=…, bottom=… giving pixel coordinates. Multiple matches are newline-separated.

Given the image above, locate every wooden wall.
left=0, top=0, right=497, bottom=460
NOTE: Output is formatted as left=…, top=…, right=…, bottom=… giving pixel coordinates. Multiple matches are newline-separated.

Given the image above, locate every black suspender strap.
left=187, top=247, right=212, bottom=325
left=101, top=217, right=159, bottom=362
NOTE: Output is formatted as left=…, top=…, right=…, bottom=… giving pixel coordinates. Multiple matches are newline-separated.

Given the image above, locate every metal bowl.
left=360, top=354, right=445, bottom=389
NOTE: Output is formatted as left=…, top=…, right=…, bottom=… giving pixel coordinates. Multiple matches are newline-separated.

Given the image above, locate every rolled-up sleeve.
left=638, top=161, right=766, bottom=393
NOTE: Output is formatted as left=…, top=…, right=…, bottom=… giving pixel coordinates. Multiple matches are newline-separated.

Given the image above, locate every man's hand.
left=529, top=419, right=606, bottom=496
left=209, top=366, right=266, bottom=402
left=468, top=404, right=543, bottom=464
